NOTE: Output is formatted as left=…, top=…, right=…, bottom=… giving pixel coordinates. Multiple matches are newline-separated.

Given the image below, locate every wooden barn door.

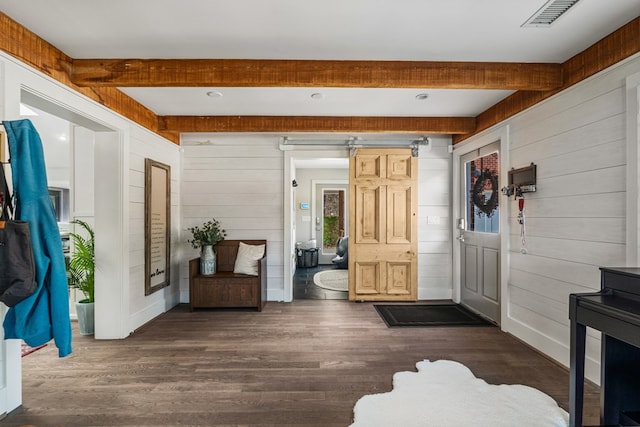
left=349, top=148, right=417, bottom=301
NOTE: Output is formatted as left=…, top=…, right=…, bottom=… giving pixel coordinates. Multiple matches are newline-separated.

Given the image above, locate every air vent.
left=522, top=0, right=581, bottom=27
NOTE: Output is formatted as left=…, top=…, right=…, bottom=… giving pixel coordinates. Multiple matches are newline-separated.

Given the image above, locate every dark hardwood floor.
left=5, top=301, right=599, bottom=426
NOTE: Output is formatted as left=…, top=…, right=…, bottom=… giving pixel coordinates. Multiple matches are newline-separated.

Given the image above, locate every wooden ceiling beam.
left=158, top=115, right=475, bottom=134
left=70, top=59, right=562, bottom=91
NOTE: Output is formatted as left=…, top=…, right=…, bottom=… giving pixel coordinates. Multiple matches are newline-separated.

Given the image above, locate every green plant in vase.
left=67, top=219, right=95, bottom=335
left=68, top=219, right=95, bottom=303
left=188, top=218, right=226, bottom=275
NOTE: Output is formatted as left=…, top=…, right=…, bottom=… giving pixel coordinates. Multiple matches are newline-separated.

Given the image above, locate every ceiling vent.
left=522, top=0, right=581, bottom=27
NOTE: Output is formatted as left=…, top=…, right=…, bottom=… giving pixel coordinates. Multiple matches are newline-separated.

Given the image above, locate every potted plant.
left=67, top=219, right=95, bottom=335
left=188, top=218, right=226, bottom=275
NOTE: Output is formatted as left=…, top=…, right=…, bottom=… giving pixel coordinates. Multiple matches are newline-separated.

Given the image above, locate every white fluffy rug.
left=350, top=360, right=569, bottom=427
left=313, top=269, right=348, bottom=292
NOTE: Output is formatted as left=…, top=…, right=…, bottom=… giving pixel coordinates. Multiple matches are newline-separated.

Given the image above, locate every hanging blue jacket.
left=2, top=119, right=72, bottom=357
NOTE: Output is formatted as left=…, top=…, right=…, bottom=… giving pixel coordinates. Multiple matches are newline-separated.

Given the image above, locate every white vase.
left=75, top=301, right=95, bottom=335
left=200, top=245, right=216, bottom=275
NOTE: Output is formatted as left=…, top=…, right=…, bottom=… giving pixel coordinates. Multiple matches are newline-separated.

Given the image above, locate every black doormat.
left=374, top=303, right=494, bottom=327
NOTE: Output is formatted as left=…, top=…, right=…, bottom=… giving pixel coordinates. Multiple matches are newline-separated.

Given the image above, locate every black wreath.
left=471, top=170, right=499, bottom=217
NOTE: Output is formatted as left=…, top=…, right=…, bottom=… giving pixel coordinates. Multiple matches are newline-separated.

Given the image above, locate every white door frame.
left=626, top=71, right=640, bottom=266
left=452, top=125, right=510, bottom=331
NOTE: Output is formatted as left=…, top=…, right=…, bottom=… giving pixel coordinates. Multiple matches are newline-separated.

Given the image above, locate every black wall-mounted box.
left=508, top=163, right=536, bottom=193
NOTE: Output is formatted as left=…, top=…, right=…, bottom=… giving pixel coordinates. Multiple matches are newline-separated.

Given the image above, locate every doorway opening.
left=313, top=182, right=348, bottom=265
left=321, top=189, right=345, bottom=255
left=18, top=89, right=124, bottom=338
left=285, top=153, right=349, bottom=301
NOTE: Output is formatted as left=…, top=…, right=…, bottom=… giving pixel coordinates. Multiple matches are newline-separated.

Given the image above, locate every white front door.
left=458, top=142, right=501, bottom=323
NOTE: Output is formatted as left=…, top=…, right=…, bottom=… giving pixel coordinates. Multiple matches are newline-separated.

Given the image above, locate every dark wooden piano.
left=570, top=267, right=640, bottom=427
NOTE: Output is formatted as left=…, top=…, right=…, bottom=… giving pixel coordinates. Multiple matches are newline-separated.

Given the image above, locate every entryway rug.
left=350, top=359, right=569, bottom=427
left=374, top=303, right=493, bottom=327
left=313, top=269, right=348, bottom=292
left=21, top=342, right=47, bottom=357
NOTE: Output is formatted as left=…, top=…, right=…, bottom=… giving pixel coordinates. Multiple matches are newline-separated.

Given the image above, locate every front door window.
left=465, top=151, right=499, bottom=233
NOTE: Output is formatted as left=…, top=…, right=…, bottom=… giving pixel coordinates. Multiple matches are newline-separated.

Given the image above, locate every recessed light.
left=206, top=91, right=223, bottom=98
left=415, top=93, right=429, bottom=100
left=310, top=92, right=324, bottom=100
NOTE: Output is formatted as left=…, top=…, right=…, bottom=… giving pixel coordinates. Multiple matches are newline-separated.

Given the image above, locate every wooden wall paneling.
left=534, top=141, right=625, bottom=180
left=508, top=301, right=570, bottom=344
left=508, top=235, right=625, bottom=266
left=509, top=254, right=601, bottom=290
left=182, top=204, right=283, bottom=219
left=509, top=116, right=625, bottom=165
left=534, top=166, right=625, bottom=198
left=514, top=193, right=624, bottom=219
left=181, top=140, right=285, bottom=300
left=181, top=190, right=283, bottom=206
left=182, top=168, right=282, bottom=182
left=508, top=75, right=627, bottom=145
left=509, top=286, right=571, bottom=329
left=509, top=88, right=626, bottom=150
left=416, top=137, right=453, bottom=300
left=496, top=48, right=632, bottom=374
left=184, top=156, right=283, bottom=171
left=183, top=143, right=284, bottom=160
left=510, top=269, right=602, bottom=305
left=516, top=217, right=626, bottom=245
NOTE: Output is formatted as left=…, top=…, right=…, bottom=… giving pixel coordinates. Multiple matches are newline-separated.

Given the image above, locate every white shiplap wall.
left=418, top=136, right=454, bottom=299
left=128, top=127, right=182, bottom=328
left=181, top=136, right=285, bottom=301
left=181, top=136, right=454, bottom=302
left=464, top=54, right=640, bottom=383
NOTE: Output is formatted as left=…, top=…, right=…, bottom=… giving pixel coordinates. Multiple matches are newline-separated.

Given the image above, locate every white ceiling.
left=1, top=0, right=639, bottom=123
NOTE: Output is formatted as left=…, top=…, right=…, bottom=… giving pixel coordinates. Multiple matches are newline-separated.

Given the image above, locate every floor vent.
left=522, top=0, right=581, bottom=27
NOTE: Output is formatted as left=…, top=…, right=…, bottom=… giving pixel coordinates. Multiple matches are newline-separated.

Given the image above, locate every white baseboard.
left=418, top=288, right=453, bottom=300
left=267, top=289, right=285, bottom=302
left=504, top=315, right=600, bottom=385
left=128, top=295, right=180, bottom=337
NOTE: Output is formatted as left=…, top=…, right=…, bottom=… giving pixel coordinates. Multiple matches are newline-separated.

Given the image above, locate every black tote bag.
left=0, top=162, right=36, bottom=306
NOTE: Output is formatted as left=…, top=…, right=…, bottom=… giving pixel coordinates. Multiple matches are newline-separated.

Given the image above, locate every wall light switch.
left=427, top=216, right=441, bottom=225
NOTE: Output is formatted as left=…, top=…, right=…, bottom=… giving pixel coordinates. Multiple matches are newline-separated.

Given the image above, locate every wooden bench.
left=189, top=240, right=267, bottom=312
